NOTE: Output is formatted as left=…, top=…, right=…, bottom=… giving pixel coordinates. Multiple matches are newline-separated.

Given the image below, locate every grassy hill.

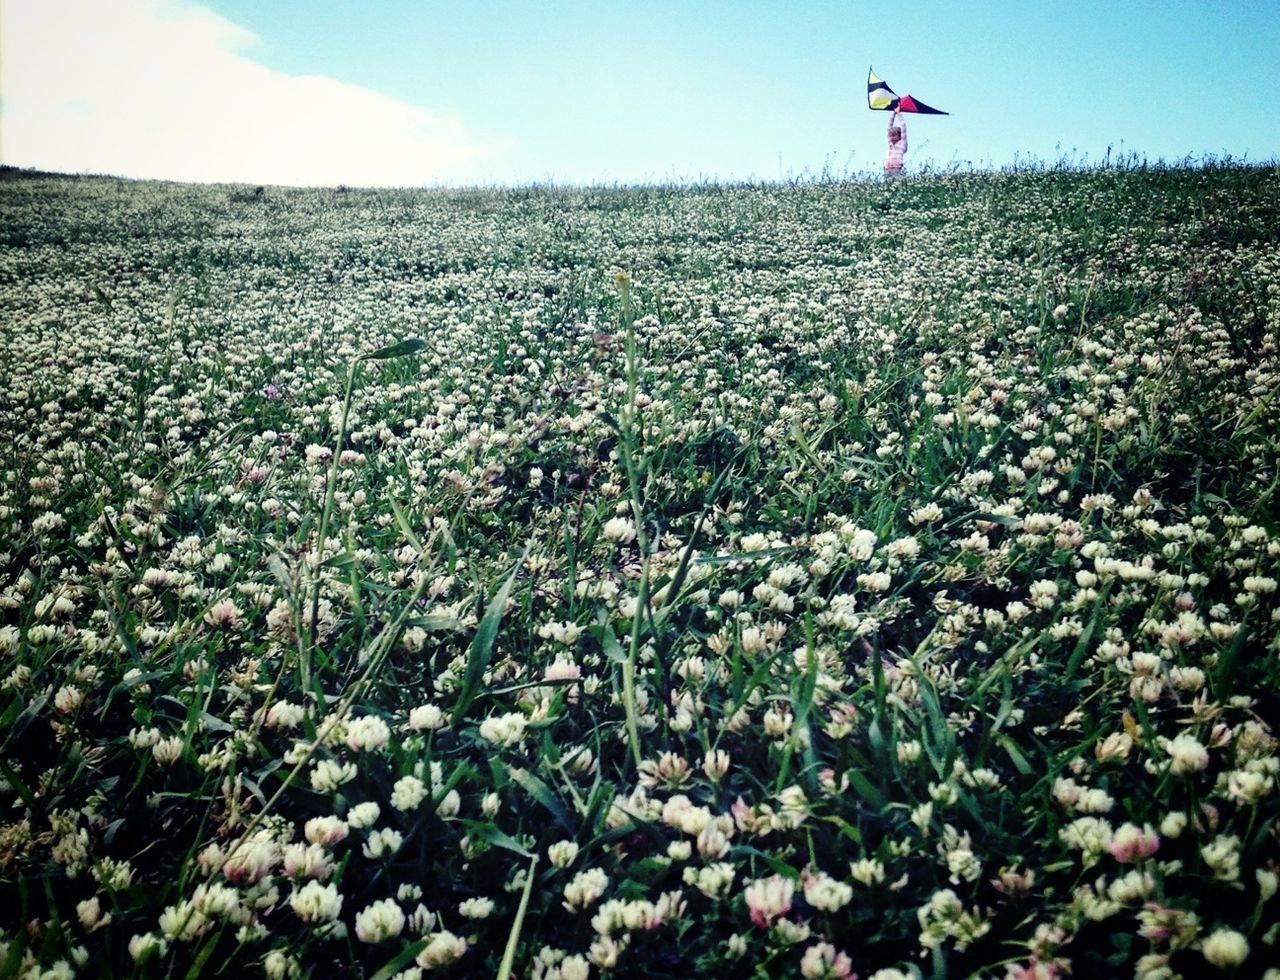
left=1, top=163, right=1278, bottom=977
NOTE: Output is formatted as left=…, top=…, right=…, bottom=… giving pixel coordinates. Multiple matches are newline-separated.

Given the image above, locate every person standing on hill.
left=884, top=109, right=907, bottom=177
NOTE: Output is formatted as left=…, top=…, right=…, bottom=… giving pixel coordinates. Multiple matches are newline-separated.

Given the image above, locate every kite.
left=867, top=68, right=948, bottom=115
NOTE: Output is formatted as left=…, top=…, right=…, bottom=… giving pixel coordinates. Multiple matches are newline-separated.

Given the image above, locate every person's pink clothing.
left=884, top=114, right=907, bottom=173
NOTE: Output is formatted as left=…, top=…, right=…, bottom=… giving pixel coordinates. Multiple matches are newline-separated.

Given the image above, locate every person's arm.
left=899, top=113, right=907, bottom=152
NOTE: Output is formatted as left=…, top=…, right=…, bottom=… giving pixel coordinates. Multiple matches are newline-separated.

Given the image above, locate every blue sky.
left=3, top=0, right=1278, bottom=186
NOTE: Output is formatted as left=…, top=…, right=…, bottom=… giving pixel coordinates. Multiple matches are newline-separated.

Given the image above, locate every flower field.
left=1, top=162, right=1279, bottom=978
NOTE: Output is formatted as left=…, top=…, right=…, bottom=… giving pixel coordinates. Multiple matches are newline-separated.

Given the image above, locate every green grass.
left=0, top=160, right=1278, bottom=978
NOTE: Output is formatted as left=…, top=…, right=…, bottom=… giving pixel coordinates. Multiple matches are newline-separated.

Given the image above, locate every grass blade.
left=451, top=544, right=530, bottom=727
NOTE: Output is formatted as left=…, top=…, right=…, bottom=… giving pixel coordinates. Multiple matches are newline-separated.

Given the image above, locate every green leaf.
left=694, top=546, right=796, bottom=566
left=389, top=494, right=425, bottom=554
left=320, top=550, right=356, bottom=572
left=655, top=456, right=739, bottom=619
left=363, top=337, right=426, bottom=360
left=601, top=625, right=627, bottom=665
left=370, top=940, right=429, bottom=980
left=981, top=511, right=1022, bottom=527
left=463, top=821, right=533, bottom=858
left=199, top=711, right=234, bottom=734
left=497, top=854, right=540, bottom=980
left=845, top=766, right=885, bottom=810
left=91, top=283, right=114, bottom=311
left=822, top=814, right=864, bottom=847
left=508, top=766, right=576, bottom=835
left=997, top=734, right=1034, bottom=776
left=0, top=759, right=38, bottom=811
left=1213, top=611, right=1251, bottom=701
left=184, top=929, right=224, bottom=980
left=451, top=545, right=528, bottom=726
left=405, top=614, right=461, bottom=631
left=729, top=845, right=800, bottom=879
left=598, top=411, right=622, bottom=433
left=1064, top=595, right=1105, bottom=681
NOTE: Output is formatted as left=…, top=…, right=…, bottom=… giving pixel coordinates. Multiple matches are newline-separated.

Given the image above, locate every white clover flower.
left=945, top=844, right=982, bottom=884
left=1166, top=732, right=1209, bottom=776
left=800, top=942, right=854, bottom=979
left=458, top=897, right=495, bottom=919
left=128, top=933, right=168, bottom=963
left=1257, top=868, right=1278, bottom=901
left=263, top=950, right=300, bottom=979
left=776, top=785, right=810, bottom=827
left=54, top=685, right=85, bottom=715
left=310, top=759, right=357, bottom=793
left=910, top=503, right=943, bottom=525
left=1059, top=816, right=1113, bottom=866
left=32, top=511, right=66, bottom=536
left=697, top=823, right=732, bottom=859
left=152, top=736, right=185, bottom=766
left=222, top=835, right=277, bottom=885
left=363, top=828, right=404, bottom=860
left=408, top=901, right=437, bottom=935
left=544, top=656, right=581, bottom=682
left=763, top=706, right=793, bottom=737
left=1107, top=823, right=1160, bottom=863
left=1200, top=835, right=1241, bottom=881
left=289, top=880, right=343, bottom=923
left=744, top=874, right=794, bottom=928
left=282, top=842, right=333, bottom=880
left=548, top=840, right=580, bottom=868
left=128, top=726, right=161, bottom=750
left=76, top=896, right=110, bottom=931
left=1243, top=575, right=1277, bottom=595
left=158, top=901, right=209, bottom=942
left=563, top=867, right=609, bottom=909
left=1201, top=927, right=1249, bottom=968
left=558, top=954, right=590, bottom=980
left=1226, top=769, right=1273, bottom=805
left=803, top=872, right=853, bottom=912
left=265, top=701, right=307, bottom=729
left=1077, top=787, right=1115, bottom=814
left=354, top=898, right=405, bottom=943
left=345, top=715, right=391, bottom=752
left=683, top=861, right=736, bottom=899
left=191, top=882, right=243, bottom=920
left=1028, top=579, right=1059, bottom=609
left=703, top=749, right=731, bottom=781
left=850, top=858, right=886, bottom=886
left=203, top=598, right=243, bottom=630
left=407, top=703, right=447, bottom=731
left=601, top=517, right=636, bottom=544
left=417, top=930, right=467, bottom=969
left=346, top=801, right=381, bottom=829
left=740, top=626, right=769, bottom=654
left=397, top=883, right=424, bottom=903
left=719, top=589, right=744, bottom=609
left=391, top=775, right=428, bottom=812
left=304, top=816, right=349, bottom=846
left=435, top=789, right=461, bottom=817
left=1160, top=812, right=1188, bottom=838
left=478, top=712, right=527, bottom=747
left=858, top=570, right=892, bottom=593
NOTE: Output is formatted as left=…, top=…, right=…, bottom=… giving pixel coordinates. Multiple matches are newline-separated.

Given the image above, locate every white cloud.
left=1, top=0, right=494, bottom=186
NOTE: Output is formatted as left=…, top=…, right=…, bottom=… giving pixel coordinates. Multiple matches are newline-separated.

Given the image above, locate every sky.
left=3, top=0, right=1278, bottom=187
